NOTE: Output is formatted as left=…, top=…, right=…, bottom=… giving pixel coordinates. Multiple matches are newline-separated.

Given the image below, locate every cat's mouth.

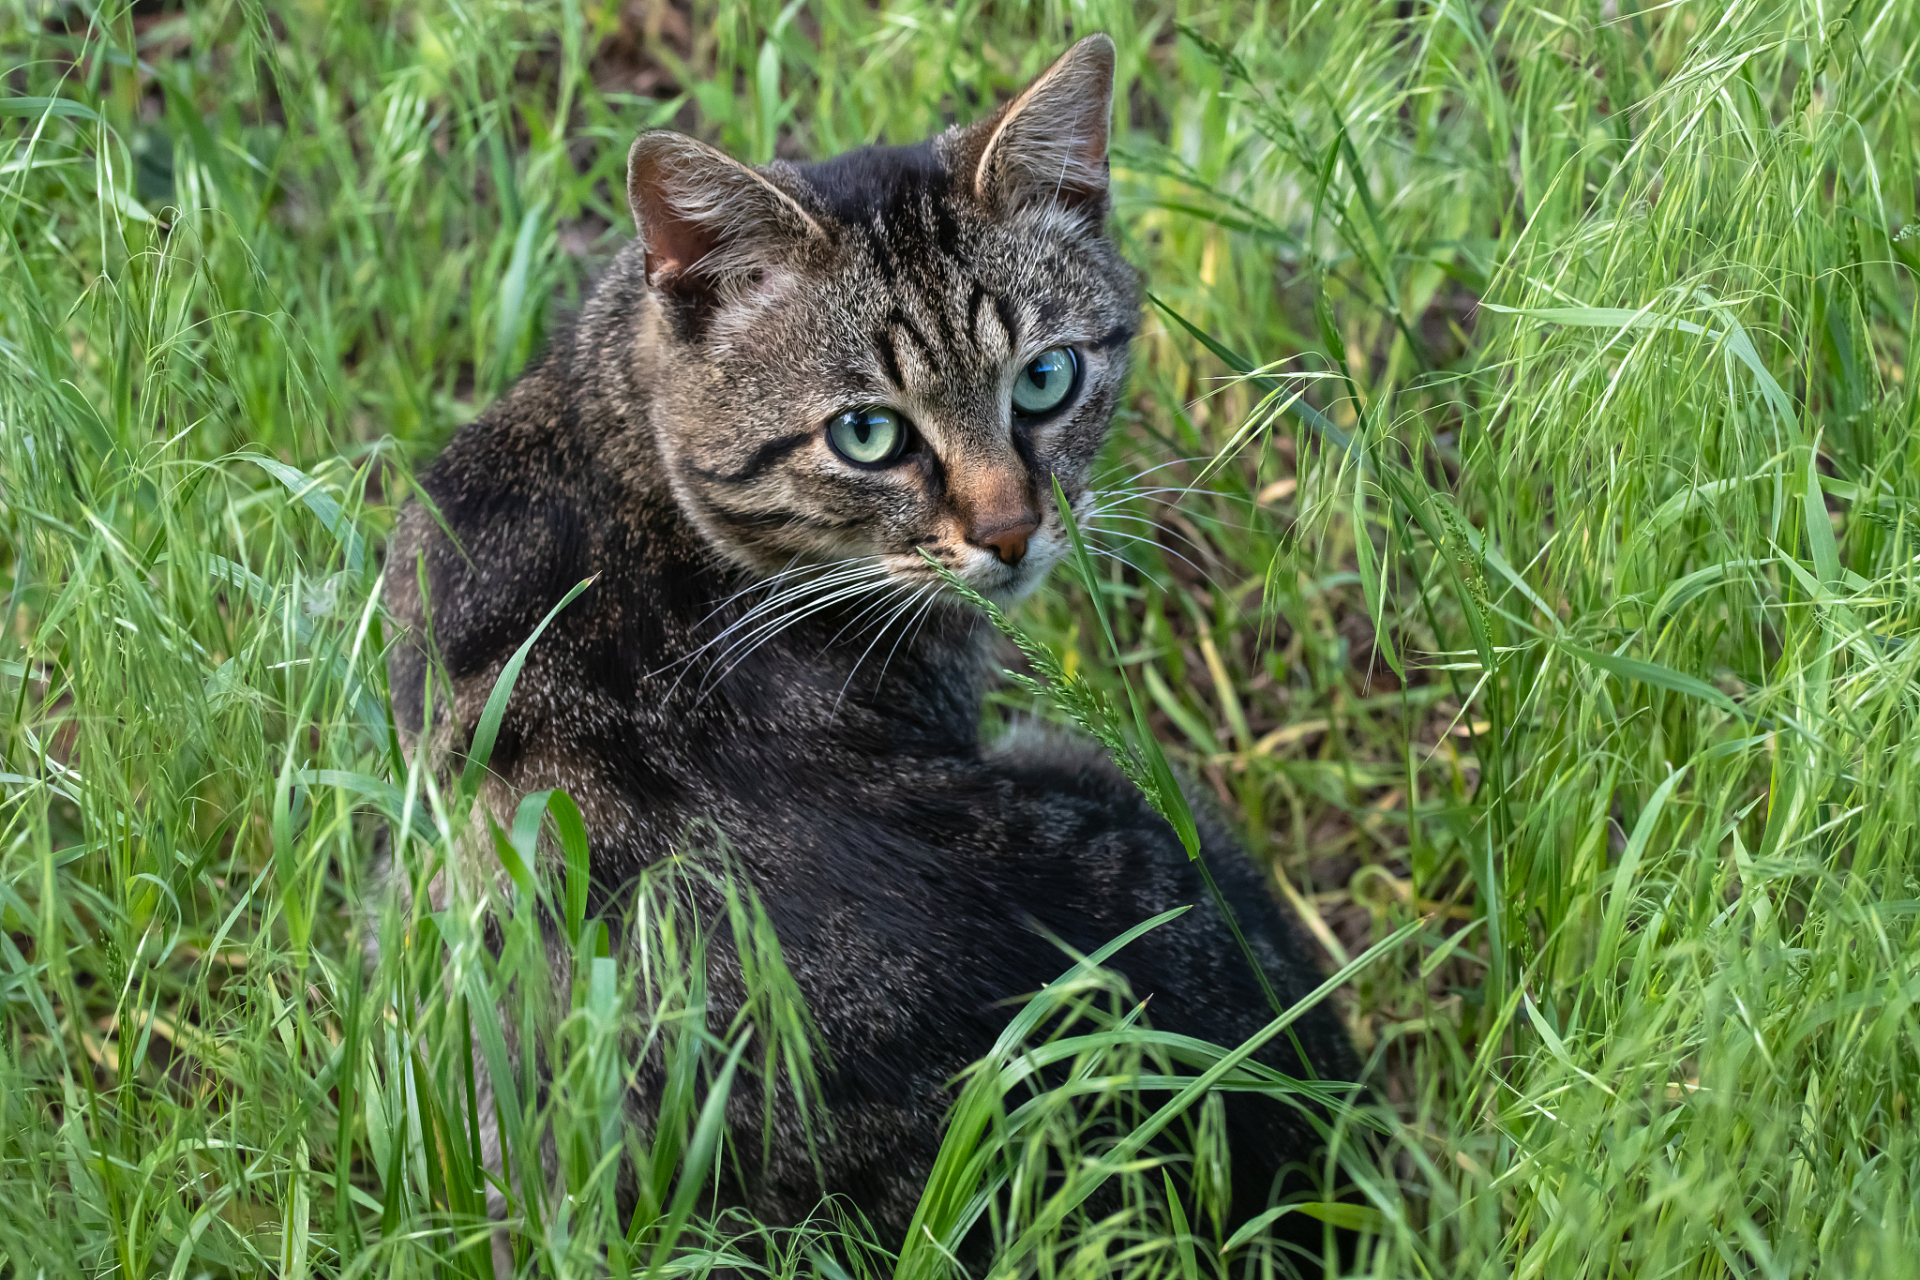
left=888, top=524, right=1068, bottom=608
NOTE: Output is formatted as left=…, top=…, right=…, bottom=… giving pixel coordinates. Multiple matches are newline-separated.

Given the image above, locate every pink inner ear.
left=628, top=134, right=824, bottom=290
left=642, top=209, right=714, bottom=282
left=630, top=156, right=717, bottom=282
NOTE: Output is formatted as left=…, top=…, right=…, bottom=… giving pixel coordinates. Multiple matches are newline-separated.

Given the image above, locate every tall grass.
left=2, top=0, right=1917, bottom=1276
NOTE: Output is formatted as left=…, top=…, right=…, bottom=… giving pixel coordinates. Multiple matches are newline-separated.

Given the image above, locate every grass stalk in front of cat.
left=924, top=535, right=1423, bottom=1268
left=929, top=499, right=1314, bottom=1042
left=1142, top=289, right=1526, bottom=1028
left=367, top=569, right=853, bottom=1277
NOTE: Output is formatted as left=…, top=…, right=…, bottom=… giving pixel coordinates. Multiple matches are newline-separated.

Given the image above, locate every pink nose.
left=971, top=516, right=1039, bottom=566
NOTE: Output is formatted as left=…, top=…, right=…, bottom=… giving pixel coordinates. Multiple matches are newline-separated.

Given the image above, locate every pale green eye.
left=827, top=406, right=907, bottom=466
left=1011, top=346, right=1079, bottom=416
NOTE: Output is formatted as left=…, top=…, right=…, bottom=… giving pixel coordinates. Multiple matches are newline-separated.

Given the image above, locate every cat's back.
left=382, top=263, right=681, bottom=750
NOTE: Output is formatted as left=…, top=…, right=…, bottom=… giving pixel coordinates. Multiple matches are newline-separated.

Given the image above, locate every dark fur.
left=385, top=36, right=1359, bottom=1259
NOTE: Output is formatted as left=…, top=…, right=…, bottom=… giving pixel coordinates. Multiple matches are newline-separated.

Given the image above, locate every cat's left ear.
left=627, top=131, right=824, bottom=292
left=959, top=34, right=1115, bottom=221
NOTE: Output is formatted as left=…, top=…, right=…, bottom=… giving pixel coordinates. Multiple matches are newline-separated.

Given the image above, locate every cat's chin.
left=950, top=554, right=1063, bottom=610
left=966, top=579, right=1042, bottom=609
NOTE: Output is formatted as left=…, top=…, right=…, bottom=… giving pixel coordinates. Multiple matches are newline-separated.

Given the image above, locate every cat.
left=385, top=33, right=1360, bottom=1262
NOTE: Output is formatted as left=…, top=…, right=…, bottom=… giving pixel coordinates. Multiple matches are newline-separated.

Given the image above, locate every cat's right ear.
left=627, top=132, right=824, bottom=292
left=958, top=34, right=1116, bottom=221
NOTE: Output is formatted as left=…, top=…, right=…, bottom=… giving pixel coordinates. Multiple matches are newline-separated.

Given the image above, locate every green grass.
left=4, top=0, right=1919, bottom=1275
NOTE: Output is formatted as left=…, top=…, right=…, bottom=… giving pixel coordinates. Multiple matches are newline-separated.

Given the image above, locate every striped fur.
left=384, top=35, right=1358, bottom=1259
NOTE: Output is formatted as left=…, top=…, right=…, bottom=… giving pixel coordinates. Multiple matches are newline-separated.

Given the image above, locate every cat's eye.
left=1011, top=347, right=1079, bottom=416
left=826, top=406, right=908, bottom=466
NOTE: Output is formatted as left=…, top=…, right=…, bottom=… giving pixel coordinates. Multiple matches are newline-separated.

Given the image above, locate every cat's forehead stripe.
left=886, top=306, right=935, bottom=365
left=867, top=270, right=1017, bottom=396
left=981, top=286, right=1018, bottom=355
left=873, top=327, right=906, bottom=390
left=964, top=280, right=988, bottom=345
left=884, top=307, right=940, bottom=388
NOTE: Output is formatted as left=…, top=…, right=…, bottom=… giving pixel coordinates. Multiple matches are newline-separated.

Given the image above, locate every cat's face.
left=629, top=36, right=1137, bottom=607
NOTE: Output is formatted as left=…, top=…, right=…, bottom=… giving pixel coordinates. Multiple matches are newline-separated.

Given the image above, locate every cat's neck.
left=682, top=576, right=995, bottom=755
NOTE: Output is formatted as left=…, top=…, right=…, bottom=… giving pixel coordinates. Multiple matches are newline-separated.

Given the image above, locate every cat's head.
left=627, top=35, right=1136, bottom=606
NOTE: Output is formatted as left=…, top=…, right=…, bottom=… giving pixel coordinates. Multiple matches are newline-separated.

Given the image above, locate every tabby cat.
left=386, top=33, right=1359, bottom=1258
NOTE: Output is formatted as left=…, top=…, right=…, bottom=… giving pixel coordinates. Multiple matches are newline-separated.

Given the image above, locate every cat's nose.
left=971, top=515, right=1039, bottom=566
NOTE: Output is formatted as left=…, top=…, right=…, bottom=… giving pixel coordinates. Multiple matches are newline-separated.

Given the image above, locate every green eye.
left=826, top=406, right=908, bottom=466
left=1011, top=346, right=1079, bottom=416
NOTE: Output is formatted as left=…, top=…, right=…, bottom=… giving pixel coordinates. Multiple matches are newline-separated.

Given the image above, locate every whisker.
left=822, top=579, right=920, bottom=650
left=703, top=574, right=892, bottom=673
left=1086, top=484, right=1247, bottom=508
left=899, top=587, right=945, bottom=651
left=683, top=574, right=873, bottom=665
left=692, top=553, right=866, bottom=625
left=1088, top=509, right=1260, bottom=538
left=693, top=573, right=900, bottom=698
left=1092, top=455, right=1214, bottom=486
left=871, top=587, right=945, bottom=691
left=660, top=564, right=891, bottom=692
left=1088, top=528, right=1219, bottom=585
left=833, top=584, right=937, bottom=711
left=1087, top=546, right=1169, bottom=591
left=653, top=562, right=891, bottom=683
left=1086, top=494, right=1241, bottom=515
left=693, top=562, right=888, bottom=653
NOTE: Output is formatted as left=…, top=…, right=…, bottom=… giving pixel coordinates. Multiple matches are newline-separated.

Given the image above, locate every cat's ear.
left=627, top=131, right=824, bottom=291
left=961, top=34, right=1115, bottom=220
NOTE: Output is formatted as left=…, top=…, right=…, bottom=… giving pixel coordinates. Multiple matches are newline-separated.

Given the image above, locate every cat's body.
left=386, top=35, right=1357, bottom=1254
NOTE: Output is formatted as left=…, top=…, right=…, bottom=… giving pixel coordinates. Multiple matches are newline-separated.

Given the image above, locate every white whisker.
left=833, top=584, right=938, bottom=712
left=1089, top=509, right=1259, bottom=540
left=823, top=579, right=920, bottom=649
left=692, top=571, right=903, bottom=698
left=871, top=587, right=945, bottom=691
left=692, top=553, right=866, bottom=627
left=1086, top=483, right=1245, bottom=508
left=701, top=574, right=892, bottom=676
left=676, top=562, right=881, bottom=665
left=694, top=562, right=889, bottom=652
left=1088, top=528, right=1217, bottom=584
left=1088, top=546, right=1169, bottom=590
left=655, top=560, right=894, bottom=692
left=1092, top=455, right=1213, bottom=486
